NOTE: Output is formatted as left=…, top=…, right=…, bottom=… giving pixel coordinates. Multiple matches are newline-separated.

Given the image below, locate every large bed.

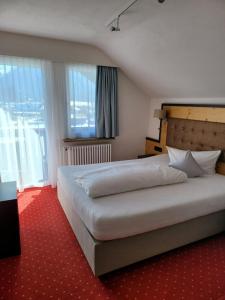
left=57, top=104, right=225, bottom=276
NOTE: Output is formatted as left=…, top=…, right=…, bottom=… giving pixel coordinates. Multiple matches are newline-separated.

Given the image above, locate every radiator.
left=63, top=144, right=111, bottom=165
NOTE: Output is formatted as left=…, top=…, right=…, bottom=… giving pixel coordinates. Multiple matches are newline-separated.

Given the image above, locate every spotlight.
left=109, top=16, right=120, bottom=32
left=107, top=0, right=165, bottom=32
left=110, top=26, right=120, bottom=32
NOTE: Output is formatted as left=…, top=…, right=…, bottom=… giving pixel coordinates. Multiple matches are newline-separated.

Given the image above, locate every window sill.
left=63, top=137, right=114, bottom=144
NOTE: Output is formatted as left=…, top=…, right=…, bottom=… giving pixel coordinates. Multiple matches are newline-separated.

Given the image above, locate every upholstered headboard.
left=145, top=104, right=225, bottom=174
left=166, top=118, right=225, bottom=162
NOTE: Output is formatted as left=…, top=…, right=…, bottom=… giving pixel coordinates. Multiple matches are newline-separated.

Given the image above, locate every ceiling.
left=1, top=0, right=225, bottom=98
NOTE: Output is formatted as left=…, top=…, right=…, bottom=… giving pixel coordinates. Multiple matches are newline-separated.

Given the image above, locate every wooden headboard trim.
left=147, top=103, right=225, bottom=143
left=146, top=103, right=225, bottom=175
left=164, top=105, right=225, bottom=123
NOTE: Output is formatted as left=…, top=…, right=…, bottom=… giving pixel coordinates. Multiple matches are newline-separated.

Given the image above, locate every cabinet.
left=0, top=182, right=21, bottom=258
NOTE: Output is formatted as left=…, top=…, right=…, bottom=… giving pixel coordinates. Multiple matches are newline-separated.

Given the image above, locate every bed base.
left=57, top=182, right=225, bottom=276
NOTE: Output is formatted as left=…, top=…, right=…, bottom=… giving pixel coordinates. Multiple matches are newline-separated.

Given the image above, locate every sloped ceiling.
left=0, top=0, right=225, bottom=98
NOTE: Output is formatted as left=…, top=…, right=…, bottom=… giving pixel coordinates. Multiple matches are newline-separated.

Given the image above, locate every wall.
left=148, top=98, right=225, bottom=140
left=112, top=72, right=149, bottom=161
left=0, top=31, right=150, bottom=161
left=0, top=31, right=113, bottom=65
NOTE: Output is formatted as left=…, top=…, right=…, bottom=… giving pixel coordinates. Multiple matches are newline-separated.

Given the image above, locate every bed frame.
left=58, top=104, right=225, bottom=276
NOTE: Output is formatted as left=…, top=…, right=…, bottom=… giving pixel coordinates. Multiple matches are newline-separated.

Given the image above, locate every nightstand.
left=137, top=154, right=156, bottom=159
left=0, top=181, right=21, bottom=258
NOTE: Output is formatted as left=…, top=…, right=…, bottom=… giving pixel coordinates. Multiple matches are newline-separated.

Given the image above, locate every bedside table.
left=137, top=154, right=156, bottom=159
left=0, top=181, right=21, bottom=258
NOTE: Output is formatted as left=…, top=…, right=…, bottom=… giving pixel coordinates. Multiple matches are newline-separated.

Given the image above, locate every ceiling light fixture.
left=110, top=16, right=121, bottom=32
left=107, top=0, right=165, bottom=32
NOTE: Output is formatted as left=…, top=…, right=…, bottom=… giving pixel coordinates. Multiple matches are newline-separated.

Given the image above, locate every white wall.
left=148, top=98, right=225, bottom=140
left=112, top=72, right=150, bottom=161
left=0, top=31, right=150, bottom=161
left=0, top=31, right=114, bottom=66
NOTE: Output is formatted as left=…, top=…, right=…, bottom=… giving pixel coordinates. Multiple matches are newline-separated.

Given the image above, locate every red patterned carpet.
left=0, top=187, right=225, bottom=300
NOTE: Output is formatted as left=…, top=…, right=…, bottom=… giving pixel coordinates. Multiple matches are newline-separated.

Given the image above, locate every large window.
left=0, top=57, right=117, bottom=190
left=66, top=64, right=96, bottom=138
left=0, top=56, right=48, bottom=190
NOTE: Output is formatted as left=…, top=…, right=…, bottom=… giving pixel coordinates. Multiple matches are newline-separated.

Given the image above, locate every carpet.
left=0, top=186, right=224, bottom=300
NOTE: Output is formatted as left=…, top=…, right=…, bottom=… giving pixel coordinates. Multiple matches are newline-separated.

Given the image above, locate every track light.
left=111, top=26, right=120, bottom=32
left=107, top=0, right=166, bottom=32
left=110, top=17, right=120, bottom=32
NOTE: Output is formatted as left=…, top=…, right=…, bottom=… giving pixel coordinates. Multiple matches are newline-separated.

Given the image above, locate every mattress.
left=57, top=154, right=225, bottom=241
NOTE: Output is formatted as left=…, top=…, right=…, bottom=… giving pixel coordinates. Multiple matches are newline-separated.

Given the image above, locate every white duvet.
left=58, top=155, right=225, bottom=240
left=75, top=161, right=187, bottom=198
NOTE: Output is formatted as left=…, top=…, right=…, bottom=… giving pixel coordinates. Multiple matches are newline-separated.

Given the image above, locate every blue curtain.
left=95, top=66, right=118, bottom=138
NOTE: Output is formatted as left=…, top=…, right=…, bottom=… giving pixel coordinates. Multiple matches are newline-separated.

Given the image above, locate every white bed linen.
left=75, top=161, right=187, bottom=198
left=57, top=154, right=225, bottom=241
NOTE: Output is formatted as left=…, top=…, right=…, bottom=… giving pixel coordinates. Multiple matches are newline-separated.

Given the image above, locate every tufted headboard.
left=166, top=118, right=225, bottom=162
left=145, top=104, right=225, bottom=174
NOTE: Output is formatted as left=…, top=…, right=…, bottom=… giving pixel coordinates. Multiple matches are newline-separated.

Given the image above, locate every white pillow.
left=167, top=146, right=221, bottom=175
left=169, top=150, right=205, bottom=178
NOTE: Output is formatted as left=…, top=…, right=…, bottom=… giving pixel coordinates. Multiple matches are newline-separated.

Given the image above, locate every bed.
left=57, top=104, right=225, bottom=276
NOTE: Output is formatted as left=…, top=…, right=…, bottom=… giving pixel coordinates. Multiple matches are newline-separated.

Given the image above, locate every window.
left=66, top=64, right=96, bottom=138
left=0, top=57, right=117, bottom=190
left=0, top=56, right=49, bottom=190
